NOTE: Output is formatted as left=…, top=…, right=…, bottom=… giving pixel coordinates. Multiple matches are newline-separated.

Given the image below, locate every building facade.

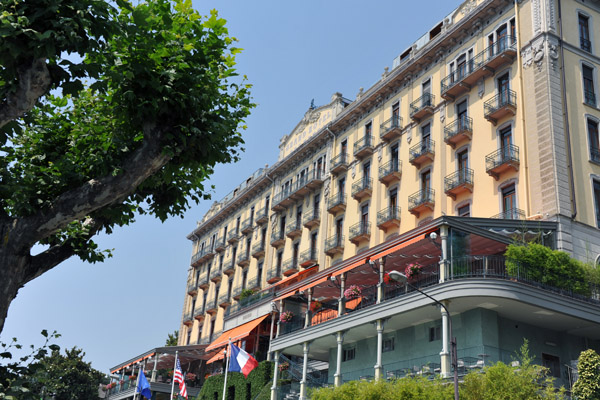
left=180, top=0, right=600, bottom=397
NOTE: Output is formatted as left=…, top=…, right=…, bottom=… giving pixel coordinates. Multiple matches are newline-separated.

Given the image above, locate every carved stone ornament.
left=548, top=42, right=559, bottom=71
left=533, top=42, right=545, bottom=71
left=461, top=0, right=477, bottom=15
left=324, top=180, right=330, bottom=198
left=270, top=213, right=277, bottom=227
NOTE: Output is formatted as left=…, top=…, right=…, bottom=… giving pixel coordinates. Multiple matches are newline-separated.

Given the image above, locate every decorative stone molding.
left=478, top=79, right=485, bottom=99
left=460, top=0, right=477, bottom=16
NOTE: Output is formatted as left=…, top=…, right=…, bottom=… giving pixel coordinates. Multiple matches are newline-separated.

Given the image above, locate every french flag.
left=228, top=343, right=259, bottom=378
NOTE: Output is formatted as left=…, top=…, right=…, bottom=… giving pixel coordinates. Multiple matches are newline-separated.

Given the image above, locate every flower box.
left=344, top=284, right=361, bottom=300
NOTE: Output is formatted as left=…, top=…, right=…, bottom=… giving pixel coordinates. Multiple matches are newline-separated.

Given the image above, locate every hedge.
left=196, top=361, right=273, bottom=400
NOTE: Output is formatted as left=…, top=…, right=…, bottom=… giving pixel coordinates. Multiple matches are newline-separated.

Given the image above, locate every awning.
left=111, top=352, right=155, bottom=374
left=373, top=233, right=428, bottom=259
left=206, top=350, right=226, bottom=365
left=205, top=314, right=269, bottom=352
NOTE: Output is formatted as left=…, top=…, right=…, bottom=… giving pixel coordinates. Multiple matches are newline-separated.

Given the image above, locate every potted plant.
left=344, top=284, right=361, bottom=300
left=278, top=362, right=290, bottom=372
left=383, top=272, right=392, bottom=284
left=280, top=311, right=294, bottom=323
left=310, top=300, right=322, bottom=313
left=129, top=375, right=136, bottom=381
left=405, top=263, right=422, bottom=280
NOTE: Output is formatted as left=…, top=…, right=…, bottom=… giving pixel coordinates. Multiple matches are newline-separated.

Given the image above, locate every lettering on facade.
left=279, top=107, right=334, bottom=159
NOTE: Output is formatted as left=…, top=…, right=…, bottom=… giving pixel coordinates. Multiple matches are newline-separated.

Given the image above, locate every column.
left=305, top=288, right=313, bottom=328
left=276, top=299, right=283, bottom=338
left=151, top=353, right=159, bottom=382
left=299, top=342, right=310, bottom=400
left=267, top=312, right=276, bottom=361
left=376, top=257, right=386, bottom=304
left=440, top=302, right=451, bottom=378
left=374, top=320, right=384, bottom=381
left=270, top=350, right=280, bottom=400
left=334, top=331, right=344, bottom=387
left=338, top=273, right=346, bottom=316
left=440, top=225, right=449, bottom=282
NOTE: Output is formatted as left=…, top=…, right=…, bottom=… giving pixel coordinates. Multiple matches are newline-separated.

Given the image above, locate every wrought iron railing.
left=325, top=235, right=344, bottom=252
left=379, top=160, right=401, bottom=179
left=409, top=138, right=434, bottom=163
left=351, top=178, right=373, bottom=197
left=485, top=144, right=519, bottom=172
left=408, top=188, right=435, bottom=210
left=299, top=248, right=318, bottom=265
left=303, top=209, right=320, bottom=225
left=353, top=135, right=373, bottom=155
left=484, top=89, right=516, bottom=118
left=410, top=93, right=435, bottom=117
left=444, top=116, right=472, bottom=141
left=585, top=90, right=597, bottom=106
left=491, top=208, right=525, bottom=220
left=349, top=222, right=370, bottom=239
left=327, top=193, right=346, bottom=210
left=380, top=115, right=403, bottom=138
left=444, top=168, right=474, bottom=192
left=377, top=207, right=400, bottom=225
left=330, top=153, right=348, bottom=170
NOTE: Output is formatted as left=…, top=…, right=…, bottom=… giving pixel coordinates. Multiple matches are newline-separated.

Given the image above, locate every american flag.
left=174, top=359, right=188, bottom=399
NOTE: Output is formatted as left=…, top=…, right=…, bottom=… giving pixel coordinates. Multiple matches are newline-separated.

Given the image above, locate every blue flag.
left=136, top=369, right=152, bottom=399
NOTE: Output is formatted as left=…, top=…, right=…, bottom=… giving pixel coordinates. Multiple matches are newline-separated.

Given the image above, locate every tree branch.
left=14, top=122, right=172, bottom=249
left=0, top=58, right=52, bottom=130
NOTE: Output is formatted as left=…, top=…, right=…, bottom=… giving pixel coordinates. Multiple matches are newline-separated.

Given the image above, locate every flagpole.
left=134, top=364, right=142, bottom=400
left=170, top=351, right=178, bottom=400
left=221, top=339, right=231, bottom=400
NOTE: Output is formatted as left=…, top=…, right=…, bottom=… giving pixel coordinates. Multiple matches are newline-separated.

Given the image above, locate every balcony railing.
left=266, top=267, right=282, bottom=284
left=581, top=37, right=592, bottom=52
left=409, top=138, right=435, bottom=167
left=491, top=208, right=525, bottom=220
left=353, top=135, right=374, bottom=159
left=246, top=276, right=260, bottom=291
left=282, top=257, right=299, bottom=276
left=303, top=209, right=320, bottom=228
left=270, top=228, right=286, bottom=247
left=485, top=144, right=519, bottom=180
left=271, top=189, right=292, bottom=211
left=223, top=260, right=235, bottom=276
left=209, top=267, right=222, bottom=282
left=198, top=271, right=209, bottom=289
left=218, top=294, right=231, bottom=308
left=585, top=90, right=597, bottom=107
left=237, top=252, right=250, bottom=267
left=484, top=89, right=517, bottom=125
left=380, top=115, right=403, bottom=141
left=408, top=188, right=435, bottom=217
left=324, top=234, right=344, bottom=256
left=409, top=93, right=435, bottom=121
left=444, top=116, right=473, bottom=148
left=327, top=193, right=346, bottom=214
left=378, top=160, right=402, bottom=186
left=330, top=153, right=349, bottom=174
left=377, top=206, right=400, bottom=230
left=214, top=236, right=226, bottom=252
left=591, top=147, right=600, bottom=164
left=349, top=222, right=371, bottom=244
left=255, top=208, right=268, bottom=225
left=251, top=241, right=266, bottom=259
left=227, top=230, right=240, bottom=244
left=285, top=221, right=303, bottom=239
left=351, top=178, right=373, bottom=201
left=187, top=281, right=198, bottom=295
left=224, top=290, right=271, bottom=317
left=191, top=245, right=215, bottom=266
left=241, top=218, right=253, bottom=234
left=444, top=168, right=474, bottom=199
left=182, top=311, right=193, bottom=325
left=299, top=248, right=318, bottom=267
left=205, top=298, right=217, bottom=314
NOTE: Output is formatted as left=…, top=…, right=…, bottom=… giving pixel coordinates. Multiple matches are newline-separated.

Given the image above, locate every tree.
left=0, top=0, right=253, bottom=332
left=166, top=330, right=179, bottom=346
left=572, top=349, right=600, bottom=400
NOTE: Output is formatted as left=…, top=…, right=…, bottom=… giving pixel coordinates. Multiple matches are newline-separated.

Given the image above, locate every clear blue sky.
left=1, top=0, right=458, bottom=374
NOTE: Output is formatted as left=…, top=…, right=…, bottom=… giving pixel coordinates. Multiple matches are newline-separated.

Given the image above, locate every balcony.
left=408, top=188, right=435, bottom=217
left=286, top=221, right=303, bottom=239
left=330, top=153, right=349, bottom=175
left=182, top=311, right=193, bottom=326
left=241, top=218, right=253, bottom=235
left=491, top=208, right=526, bottom=220
left=349, top=222, right=371, bottom=245
left=227, top=230, right=240, bottom=244
left=444, top=169, right=474, bottom=200
left=193, top=306, right=205, bottom=321
left=266, top=267, right=282, bottom=284
left=231, top=285, right=243, bottom=301
left=251, top=241, right=266, bottom=259
left=205, top=298, right=217, bottom=315
left=351, top=178, right=373, bottom=201
left=292, top=169, right=325, bottom=199
left=409, top=138, right=435, bottom=168
left=377, top=207, right=400, bottom=231
left=482, top=36, right=517, bottom=72
left=223, top=260, right=235, bottom=276
left=282, top=258, right=299, bottom=276
left=187, top=281, right=198, bottom=295
left=209, top=267, right=222, bottom=282
left=270, top=228, right=286, bottom=248
left=353, top=135, right=374, bottom=159
left=380, top=116, right=403, bottom=142
left=378, top=160, right=402, bottom=186
left=190, top=246, right=215, bottom=267
left=255, top=209, right=268, bottom=225
left=247, top=276, right=260, bottom=291
left=324, top=234, right=344, bottom=257
left=214, top=236, right=226, bottom=252
left=218, top=294, right=231, bottom=308
left=303, top=209, right=320, bottom=229
left=271, top=189, right=294, bottom=211
left=299, top=248, right=318, bottom=267
left=444, top=116, right=473, bottom=148
left=485, top=145, right=520, bottom=180
left=237, top=252, right=250, bottom=268
left=198, top=272, right=209, bottom=289
left=327, top=193, right=346, bottom=214
left=484, top=90, right=517, bottom=125
left=410, top=93, right=435, bottom=122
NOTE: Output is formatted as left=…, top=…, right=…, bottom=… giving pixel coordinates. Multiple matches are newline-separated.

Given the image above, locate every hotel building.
left=178, top=0, right=600, bottom=398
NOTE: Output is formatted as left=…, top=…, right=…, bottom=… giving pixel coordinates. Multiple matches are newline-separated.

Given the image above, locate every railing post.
left=377, top=256, right=386, bottom=304
left=338, top=273, right=346, bottom=316
left=151, top=353, right=159, bottom=382
left=440, top=301, right=451, bottom=378
left=305, top=288, right=312, bottom=328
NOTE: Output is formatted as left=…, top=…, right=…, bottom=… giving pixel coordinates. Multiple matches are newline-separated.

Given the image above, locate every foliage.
left=166, top=330, right=179, bottom=346
left=405, top=263, right=423, bottom=280
left=505, top=243, right=590, bottom=295
left=310, top=377, right=454, bottom=400
left=0, top=330, right=106, bottom=400
left=196, top=360, right=273, bottom=400
left=344, top=285, right=361, bottom=300
left=239, top=289, right=255, bottom=302
left=279, top=311, right=293, bottom=323
left=572, top=349, right=600, bottom=400
left=0, top=0, right=253, bottom=332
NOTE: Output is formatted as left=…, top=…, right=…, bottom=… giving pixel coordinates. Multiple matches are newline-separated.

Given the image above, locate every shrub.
left=196, top=361, right=273, bottom=400
left=572, top=349, right=600, bottom=400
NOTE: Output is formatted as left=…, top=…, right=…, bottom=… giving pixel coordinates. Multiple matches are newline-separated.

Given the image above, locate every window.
left=292, top=242, right=299, bottom=265
left=429, top=326, right=441, bottom=342
left=249, top=206, right=254, bottom=225
left=421, top=170, right=431, bottom=191
left=338, top=177, right=346, bottom=194
left=389, top=188, right=398, bottom=209
left=588, top=119, right=600, bottom=163
left=583, top=65, right=596, bottom=106
left=488, top=18, right=516, bottom=55
left=579, top=13, right=591, bottom=52
left=187, top=328, right=192, bottom=345
left=363, top=161, right=371, bottom=181
left=449, top=49, right=474, bottom=82
left=457, top=100, right=468, bottom=128
left=458, top=204, right=471, bottom=217
left=310, top=231, right=318, bottom=257
left=296, top=205, right=302, bottom=226
left=257, top=261, right=264, bottom=282
left=391, top=143, right=399, bottom=171
left=342, top=347, right=356, bottom=362
left=227, top=277, right=233, bottom=299
left=392, top=101, right=400, bottom=122
left=236, top=216, right=241, bottom=234
left=361, top=204, right=369, bottom=229
left=276, top=251, right=283, bottom=275
left=502, top=184, right=517, bottom=219
left=542, top=353, right=561, bottom=378
left=264, top=195, right=270, bottom=211
left=457, top=149, right=469, bottom=172
left=500, top=126, right=513, bottom=160
left=593, top=180, right=600, bottom=228
left=242, top=269, right=248, bottom=290
left=498, top=73, right=510, bottom=104
left=335, top=218, right=344, bottom=240
left=365, top=121, right=372, bottom=137
left=383, top=337, right=395, bottom=352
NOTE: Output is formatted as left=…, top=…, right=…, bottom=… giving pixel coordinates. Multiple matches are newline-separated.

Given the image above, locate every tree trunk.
left=0, top=249, right=30, bottom=333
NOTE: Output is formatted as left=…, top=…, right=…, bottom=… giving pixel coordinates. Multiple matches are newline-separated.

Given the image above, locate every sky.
left=0, top=0, right=459, bottom=375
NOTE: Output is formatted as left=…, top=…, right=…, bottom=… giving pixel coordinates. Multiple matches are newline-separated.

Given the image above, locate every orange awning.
left=271, top=266, right=318, bottom=301
left=205, top=314, right=269, bottom=352
left=111, top=352, right=155, bottom=374
left=331, top=258, right=369, bottom=278
left=297, top=275, right=331, bottom=293
left=374, top=233, right=428, bottom=260
left=206, top=350, right=226, bottom=364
